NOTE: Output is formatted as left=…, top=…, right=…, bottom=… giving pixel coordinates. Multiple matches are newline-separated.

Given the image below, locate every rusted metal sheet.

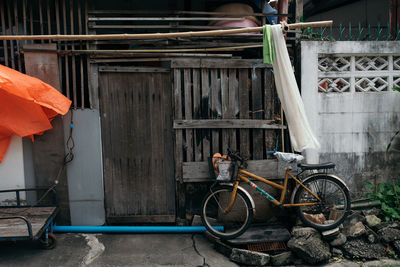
left=23, top=43, right=70, bottom=224
left=23, top=43, right=60, bottom=89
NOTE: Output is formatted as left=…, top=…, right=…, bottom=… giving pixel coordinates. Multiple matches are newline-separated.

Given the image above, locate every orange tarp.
left=0, top=64, right=71, bottom=162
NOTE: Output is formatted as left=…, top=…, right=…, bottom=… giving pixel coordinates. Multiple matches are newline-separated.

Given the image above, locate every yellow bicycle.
left=201, top=149, right=351, bottom=239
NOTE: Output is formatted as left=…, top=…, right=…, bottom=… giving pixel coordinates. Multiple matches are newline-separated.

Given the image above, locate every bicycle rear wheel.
left=201, top=185, right=253, bottom=239
left=294, top=175, right=350, bottom=231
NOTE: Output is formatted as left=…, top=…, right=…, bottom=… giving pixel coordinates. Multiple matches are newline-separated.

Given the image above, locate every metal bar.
left=0, top=216, right=33, bottom=239
left=38, top=0, right=44, bottom=43
left=240, top=175, right=281, bottom=205
left=47, top=0, right=51, bottom=39
left=55, top=0, right=62, bottom=97
left=70, top=0, right=77, bottom=109
left=6, top=0, right=15, bottom=68
left=349, top=22, right=352, bottom=41
left=358, top=23, right=363, bottom=41
left=78, top=0, right=84, bottom=108
left=13, top=0, right=21, bottom=71
left=290, top=173, right=322, bottom=202
left=22, top=0, right=27, bottom=44
left=85, top=0, right=90, bottom=108
left=29, top=0, right=33, bottom=35
left=0, top=1, right=9, bottom=66
left=62, top=0, right=70, bottom=100
left=16, top=191, right=21, bottom=206
left=238, top=170, right=284, bottom=190
left=279, top=169, right=290, bottom=203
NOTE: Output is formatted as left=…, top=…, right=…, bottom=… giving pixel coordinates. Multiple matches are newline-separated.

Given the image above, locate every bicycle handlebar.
left=226, top=148, right=245, bottom=164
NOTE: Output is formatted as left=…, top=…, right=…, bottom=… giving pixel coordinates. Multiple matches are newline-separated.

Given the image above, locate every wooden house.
left=0, top=0, right=297, bottom=225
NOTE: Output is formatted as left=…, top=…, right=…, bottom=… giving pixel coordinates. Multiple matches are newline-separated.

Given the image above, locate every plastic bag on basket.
left=211, top=153, right=233, bottom=182
left=216, top=161, right=232, bottom=182
left=274, top=152, right=304, bottom=163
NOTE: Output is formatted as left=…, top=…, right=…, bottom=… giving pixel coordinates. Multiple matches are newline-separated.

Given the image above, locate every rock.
left=393, top=240, right=400, bottom=252
left=367, top=233, right=378, bottom=243
left=365, top=215, right=381, bottom=228
left=362, top=208, right=381, bottom=217
left=342, top=238, right=386, bottom=260
left=331, top=247, right=343, bottom=257
left=377, top=227, right=400, bottom=243
left=374, top=221, right=400, bottom=231
left=230, top=248, right=270, bottom=266
left=363, top=259, right=400, bottom=267
left=330, top=233, right=347, bottom=247
left=343, top=212, right=366, bottom=228
left=322, top=227, right=340, bottom=241
left=287, top=227, right=331, bottom=264
left=291, top=226, right=319, bottom=238
left=344, top=222, right=367, bottom=238
left=270, top=251, right=293, bottom=266
left=191, top=215, right=202, bottom=226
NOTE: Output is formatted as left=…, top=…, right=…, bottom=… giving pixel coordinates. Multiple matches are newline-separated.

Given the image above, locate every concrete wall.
left=0, top=136, right=25, bottom=204
left=301, top=41, right=400, bottom=198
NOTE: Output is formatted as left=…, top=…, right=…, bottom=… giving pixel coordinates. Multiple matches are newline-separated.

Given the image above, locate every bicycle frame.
left=223, top=166, right=322, bottom=212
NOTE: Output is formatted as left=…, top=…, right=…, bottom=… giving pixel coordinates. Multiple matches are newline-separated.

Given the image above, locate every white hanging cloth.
left=270, top=24, right=320, bottom=151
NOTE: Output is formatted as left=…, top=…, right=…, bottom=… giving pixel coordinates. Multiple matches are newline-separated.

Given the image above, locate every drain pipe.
left=53, top=225, right=223, bottom=233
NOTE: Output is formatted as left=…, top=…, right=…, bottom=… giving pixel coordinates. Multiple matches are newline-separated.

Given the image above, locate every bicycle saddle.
left=298, top=162, right=335, bottom=170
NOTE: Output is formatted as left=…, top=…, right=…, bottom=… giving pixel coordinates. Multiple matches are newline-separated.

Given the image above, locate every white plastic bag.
left=274, top=152, right=304, bottom=163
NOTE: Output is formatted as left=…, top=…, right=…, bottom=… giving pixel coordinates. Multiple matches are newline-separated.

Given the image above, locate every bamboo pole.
left=69, top=44, right=262, bottom=53
left=0, top=20, right=332, bottom=41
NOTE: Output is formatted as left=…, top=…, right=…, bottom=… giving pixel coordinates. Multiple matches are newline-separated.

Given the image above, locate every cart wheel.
left=39, top=233, right=57, bottom=249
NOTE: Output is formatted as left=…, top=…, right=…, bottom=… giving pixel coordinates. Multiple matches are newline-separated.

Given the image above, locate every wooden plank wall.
left=172, top=59, right=285, bottom=182
left=0, top=0, right=89, bottom=109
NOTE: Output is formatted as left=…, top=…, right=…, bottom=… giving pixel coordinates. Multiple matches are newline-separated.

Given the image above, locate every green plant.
left=365, top=181, right=400, bottom=221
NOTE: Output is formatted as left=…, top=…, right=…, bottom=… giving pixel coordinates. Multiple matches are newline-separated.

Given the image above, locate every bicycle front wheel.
left=294, top=175, right=350, bottom=231
left=201, top=185, right=253, bottom=239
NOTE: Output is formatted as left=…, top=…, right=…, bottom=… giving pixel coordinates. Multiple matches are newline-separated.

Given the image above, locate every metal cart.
left=0, top=187, right=58, bottom=249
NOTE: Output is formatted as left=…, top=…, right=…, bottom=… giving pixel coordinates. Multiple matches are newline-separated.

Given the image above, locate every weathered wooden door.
left=99, top=67, right=175, bottom=223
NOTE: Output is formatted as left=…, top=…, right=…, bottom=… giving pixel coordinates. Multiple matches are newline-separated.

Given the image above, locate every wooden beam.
left=173, top=119, right=286, bottom=129
left=99, top=66, right=170, bottom=73
left=171, top=59, right=273, bottom=69
left=182, top=160, right=294, bottom=182
left=0, top=20, right=333, bottom=40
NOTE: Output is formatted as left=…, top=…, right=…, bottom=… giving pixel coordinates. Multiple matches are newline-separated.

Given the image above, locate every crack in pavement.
left=191, top=234, right=211, bottom=267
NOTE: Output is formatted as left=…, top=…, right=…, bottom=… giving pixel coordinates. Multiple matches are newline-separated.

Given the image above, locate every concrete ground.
left=0, top=233, right=237, bottom=267
left=1, top=233, right=400, bottom=267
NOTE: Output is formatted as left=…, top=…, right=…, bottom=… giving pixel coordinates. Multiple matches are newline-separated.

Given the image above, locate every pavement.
left=1, top=233, right=400, bottom=267
left=0, top=233, right=237, bottom=267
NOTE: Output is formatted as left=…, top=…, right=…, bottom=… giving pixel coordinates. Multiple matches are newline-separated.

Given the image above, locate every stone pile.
left=224, top=210, right=400, bottom=266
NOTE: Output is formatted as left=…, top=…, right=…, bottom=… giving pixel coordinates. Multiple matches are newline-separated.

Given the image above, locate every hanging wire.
left=0, top=110, right=75, bottom=214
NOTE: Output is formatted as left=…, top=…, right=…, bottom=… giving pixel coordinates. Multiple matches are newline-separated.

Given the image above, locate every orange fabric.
left=0, top=64, right=71, bottom=162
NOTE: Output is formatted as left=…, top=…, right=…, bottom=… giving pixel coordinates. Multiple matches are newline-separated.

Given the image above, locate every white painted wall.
left=0, top=136, right=25, bottom=203
left=301, top=41, right=400, bottom=195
